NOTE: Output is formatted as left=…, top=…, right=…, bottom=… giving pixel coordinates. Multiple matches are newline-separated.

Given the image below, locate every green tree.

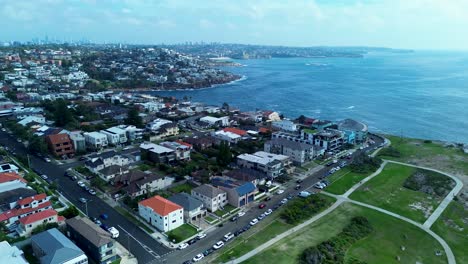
left=216, top=141, right=232, bottom=166
left=125, top=106, right=143, bottom=128
left=59, top=206, right=80, bottom=219
left=28, top=135, right=48, bottom=154
left=54, top=99, right=75, bottom=127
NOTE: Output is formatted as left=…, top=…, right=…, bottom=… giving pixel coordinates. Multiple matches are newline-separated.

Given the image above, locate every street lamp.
left=85, top=199, right=92, bottom=216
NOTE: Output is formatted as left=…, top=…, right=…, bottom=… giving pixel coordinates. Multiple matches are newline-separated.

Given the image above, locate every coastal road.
left=0, top=129, right=171, bottom=264
left=165, top=134, right=384, bottom=263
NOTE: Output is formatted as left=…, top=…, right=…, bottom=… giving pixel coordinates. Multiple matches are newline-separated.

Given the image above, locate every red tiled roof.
left=0, top=172, right=27, bottom=184
left=17, top=193, right=47, bottom=206
left=139, top=195, right=182, bottom=216
left=0, top=201, right=52, bottom=222
left=47, top=133, right=71, bottom=145
left=259, top=127, right=271, bottom=133
left=176, top=140, right=193, bottom=148
left=19, top=209, right=57, bottom=225
left=223, top=127, right=247, bottom=136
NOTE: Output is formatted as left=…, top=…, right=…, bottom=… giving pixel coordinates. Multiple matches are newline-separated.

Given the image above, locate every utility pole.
left=27, top=154, right=31, bottom=168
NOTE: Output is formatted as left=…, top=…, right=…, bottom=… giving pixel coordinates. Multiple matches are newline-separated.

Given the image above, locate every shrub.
left=378, top=146, right=401, bottom=158
left=349, top=153, right=382, bottom=174
left=423, top=140, right=432, bottom=144
left=281, top=195, right=329, bottom=224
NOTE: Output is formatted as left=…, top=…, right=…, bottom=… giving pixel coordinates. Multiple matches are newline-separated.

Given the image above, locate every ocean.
left=152, top=51, right=468, bottom=143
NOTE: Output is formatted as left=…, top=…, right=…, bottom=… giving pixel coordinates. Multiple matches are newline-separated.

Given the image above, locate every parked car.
left=258, top=213, right=266, bottom=220
left=223, top=232, right=234, bottom=242
left=203, top=248, right=214, bottom=256
left=230, top=216, right=238, bottom=222
left=280, top=198, right=288, bottom=204
left=258, top=203, right=266, bottom=209
left=277, top=189, right=285, bottom=195
left=41, top=174, right=48, bottom=180
left=197, top=233, right=207, bottom=239
left=178, top=243, right=189, bottom=250
left=79, top=156, right=87, bottom=161
left=212, top=241, right=224, bottom=250
left=77, top=181, right=85, bottom=187
left=249, top=218, right=259, bottom=226
left=296, top=179, right=303, bottom=183
left=188, top=238, right=197, bottom=245
left=100, top=223, right=110, bottom=231
left=89, top=189, right=97, bottom=195
left=238, top=211, right=246, bottom=217
left=264, top=196, right=272, bottom=201
left=192, top=254, right=204, bottom=262
left=264, top=209, right=273, bottom=215
left=294, top=185, right=301, bottom=190
left=44, top=157, right=51, bottom=163
left=71, top=175, right=77, bottom=181
left=79, top=197, right=88, bottom=203
left=100, top=213, right=109, bottom=220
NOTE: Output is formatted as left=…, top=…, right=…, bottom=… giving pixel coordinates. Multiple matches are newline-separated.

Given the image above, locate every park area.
left=325, top=167, right=371, bottom=195
left=243, top=203, right=447, bottom=264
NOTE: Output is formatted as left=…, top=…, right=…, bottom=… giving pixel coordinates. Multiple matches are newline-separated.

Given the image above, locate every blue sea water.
left=152, top=51, right=468, bottom=143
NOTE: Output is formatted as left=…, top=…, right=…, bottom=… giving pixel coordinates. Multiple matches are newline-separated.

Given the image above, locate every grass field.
left=349, top=163, right=444, bottom=223
left=243, top=203, right=447, bottom=264
left=379, top=135, right=468, bottom=176
left=166, top=224, right=198, bottom=243
left=168, top=183, right=194, bottom=194
left=326, top=167, right=371, bottom=195
left=431, top=201, right=468, bottom=264
left=211, top=194, right=335, bottom=263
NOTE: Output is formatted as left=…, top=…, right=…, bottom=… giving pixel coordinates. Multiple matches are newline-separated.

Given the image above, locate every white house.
left=18, top=115, right=46, bottom=126
left=200, top=116, right=229, bottom=127
left=138, top=195, right=184, bottom=232
left=191, top=184, right=228, bottom=212
left=272, top=120, right=298, bottom=132
left=146, top=118, right=172, bottom=131
left=84, top=132, right=108, bottom=150
left=211, top=130, right=241, bottom=144
left=101, top=127, right=127, bottom=145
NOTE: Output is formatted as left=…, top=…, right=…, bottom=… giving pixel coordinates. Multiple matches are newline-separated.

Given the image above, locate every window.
left=172, top=219, right=176, bottom=223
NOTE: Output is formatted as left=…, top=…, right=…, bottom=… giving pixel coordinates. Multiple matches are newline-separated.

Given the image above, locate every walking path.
left=385, top=160, right=464, bottom=228
left=227, top=155, right=462, bottom=264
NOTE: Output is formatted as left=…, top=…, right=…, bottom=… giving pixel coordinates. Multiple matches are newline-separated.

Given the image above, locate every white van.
left=107, top=227, right=119, bottom=238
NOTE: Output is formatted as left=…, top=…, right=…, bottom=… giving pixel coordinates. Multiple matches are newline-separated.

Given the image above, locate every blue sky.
left=1, top=0, right=468, bottom=50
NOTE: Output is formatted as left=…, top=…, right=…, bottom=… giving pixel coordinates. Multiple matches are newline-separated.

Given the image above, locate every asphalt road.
left=0, top=129, right=171, bottom=264
left=166, top=134, right=384, bottom=264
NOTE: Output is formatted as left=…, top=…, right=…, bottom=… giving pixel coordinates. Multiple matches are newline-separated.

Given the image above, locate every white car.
left=197, top=233, right=207, bottom=239
left=89, top=189, right=97, bottom=195
left=223, top=232, right=234, bottom=242
left=193, top=254, right=204, bottom=262
left=265, top=209, right=273, bottom=215
left=250, top=218, right=259, bottom=226
left=237, top=211, right=246, bottom=217
left=41, top=174, right=48, bottom=180
left=77, top=181, right=85, bottom=187
left=212, top=241, right=224, bottom=250
left=178, top=243, right=189, bottom=250
left=277, top=189, right=285, bottom=195
left=280, top=198, right=288, bottom=204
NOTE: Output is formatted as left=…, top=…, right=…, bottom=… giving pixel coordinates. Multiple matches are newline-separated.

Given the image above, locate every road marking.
left=118, top=225, right=160, bottom=258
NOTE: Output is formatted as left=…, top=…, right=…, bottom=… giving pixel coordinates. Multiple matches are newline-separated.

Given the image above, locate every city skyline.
left=2, top=0, right=468, bottom=50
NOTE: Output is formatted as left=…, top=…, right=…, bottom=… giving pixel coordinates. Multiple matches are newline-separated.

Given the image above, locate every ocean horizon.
left=151, top=50, right=468, bottom=143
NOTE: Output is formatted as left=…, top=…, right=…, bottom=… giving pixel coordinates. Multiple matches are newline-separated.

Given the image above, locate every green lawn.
left=301, top=161, right=319, bottom=170
left=431, top=201, right=468, bottom=264
left=166, top=224, right=198, bottom=243
left=243, top=203, right=447, bottom=264
left=326, top=167, right=370, bottom=195
left=349, top=163, right=443, bottom=223
left=211, top=194, right=335, bottom=263
left=214, top=208, right=229, bottom=217
left=114, top=206, right=153, bottom=233
left=379, top=135, right=468, bottom=176
left=168, top=183, right=194, bottom=194
left=205, top=215, right=217, bottom=223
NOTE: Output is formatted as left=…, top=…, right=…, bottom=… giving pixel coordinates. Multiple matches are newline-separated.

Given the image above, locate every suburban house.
left=191, top=184, right=228, bottom=212
left=118, top=125, right=144, bottom=142
left=184, top=136, right=215, bottom=151
left=0, top=241, right=28, bottom=264
left=271, top=119, right=298, bottom=132
left=211, top=178, right=257, bottom=207
left=69, top=131, right=86, bottom=153
left=237, top=151, right=291, bottom=178
left=337, top=118, right=368, bottom=144
left=264, top=137, right=321, bottom=165
left=262, top=110, right=281, bottom=122
left=225, top=168, right=268, bottom=186
left=138, top=195, right=184, bottom=232
left=83, top=132, right=108, bottom=150
left=149, top=122, right=180, bottom=140
left=31, top=228, right=87, bottom=264
left=211, top=130, right=242, bottom=144
left=0, top=163, right=19, bottom=173
left=85, top=151, right=131, bottom=173
left=168, top=193, right=206, bottom=223
left=146, top=118, right=172, bottom=131
left=0, top=188, right=37, bottom=211
left=222, top=127, right=248, bottom=137
left=66, top=216, right=119, bottom=264
left=199, top=116, right=229, bottom=127
left=45, top=133, right=75, bottom=157
left=140, top=142, right=176, bottom=164
left=113, top=170, right=174, bottom=198
left=0, top=193, right=53, bottom=227
left=17, top=209, right=64, bottom=236
left=100, top=127, right=128, bottom=145
left=0, top=172, right=27, bottom=193
left=160, top=141, right=192, bottom=161
left=96, top=165, right=129, bottom=181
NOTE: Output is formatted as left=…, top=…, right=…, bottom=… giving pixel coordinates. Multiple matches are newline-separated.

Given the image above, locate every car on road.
left=79, top=197, right=88, bottom=203
left=237, top=211, right=246, bottom=217
left=258, top=213, right=266, bottom=220
left=258, top=203, right=266, bottom=209
left=249, top=218, right=259, bottom=226
left=100, top=223, right=110, bottom=231
left=41, top=174, right=48, bottom=180
left=277, top=189, right=284, bottom=195
left=296, top=179, right=303, bottom=183
left=77, top=181, right=85, bottom=187
left=178, top=243, right=189, bottom=250
left=94, top=219, right=102, bottom=225
left=230, top=216, right=238, bottom=222
left=294, top=184, right=301, bottom=190
left=192, top=253, right=204, bottom=262
left=44, top=157, right=51, bottom=163
left=89, top=189, right=97, bottom=195
left=100, top=213, right=109, bottom=220
left=79, top=156, right=87, bottom=161
left=223, top=232, right=234, bottom=242
left=264, top=196, right=272, bottom=201
left=203, top=248, right=214, bottom=256
left=280, top=198, right=288, bottom=204
left=188, top=238, right=197, bottom=245
left=212, top=241, right=224, bottom=250
left=70, top=175, right=77, bottom=181
left=197, top=233, right=207, bottom=239
left=313, top=183, right=324, bottom=189
left=298, top=191, right=312, bottom=198
left=107, top=226, right=119, bottom=238
left=265, top=209, right=273, bottom=215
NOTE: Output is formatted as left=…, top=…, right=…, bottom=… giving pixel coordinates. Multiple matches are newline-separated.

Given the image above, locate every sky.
left=1, top=0, right=468, bottom=50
